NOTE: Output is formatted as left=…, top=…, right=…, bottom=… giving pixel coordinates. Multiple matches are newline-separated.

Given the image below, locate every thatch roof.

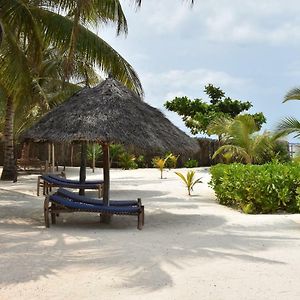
left=21, top=77, right=198, bottom=154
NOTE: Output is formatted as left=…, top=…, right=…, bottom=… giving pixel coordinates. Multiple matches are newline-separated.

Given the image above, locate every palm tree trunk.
left=1, top=96, right=17, bottom=181
left=64, top=2, right=82, bottom=82
left=0, top=22, right=3, bottom=46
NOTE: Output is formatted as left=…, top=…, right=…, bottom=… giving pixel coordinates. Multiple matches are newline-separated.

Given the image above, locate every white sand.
left=1, top=167, right=300, bottom=300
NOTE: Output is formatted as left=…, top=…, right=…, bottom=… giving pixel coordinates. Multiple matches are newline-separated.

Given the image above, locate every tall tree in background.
left=165, top=84, right=266, bottom=136
left=0, top=0, right=143, bottom=181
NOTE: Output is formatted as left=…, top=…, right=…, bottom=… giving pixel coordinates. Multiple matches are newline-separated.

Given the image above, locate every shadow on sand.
left=0, top=187, right=298, bottom=292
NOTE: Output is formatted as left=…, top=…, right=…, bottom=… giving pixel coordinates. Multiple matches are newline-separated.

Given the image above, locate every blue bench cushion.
left=42, top=175, right=101, bottom=188
left=48, top=174, right=103, bottom=185
left=57, top=188, right=138, bottom=206
left=49, top=194, right=140, bottom=214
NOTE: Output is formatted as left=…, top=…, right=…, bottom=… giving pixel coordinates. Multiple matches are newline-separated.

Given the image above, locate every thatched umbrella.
left=22, top=77, right=198, bottom=207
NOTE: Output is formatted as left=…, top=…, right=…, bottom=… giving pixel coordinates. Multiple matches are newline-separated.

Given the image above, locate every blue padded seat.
left=57, top=188, right=138, bottom=206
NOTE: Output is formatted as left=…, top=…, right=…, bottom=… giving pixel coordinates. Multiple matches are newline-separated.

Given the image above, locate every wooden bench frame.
left=44, top=196, right=145, bottom=230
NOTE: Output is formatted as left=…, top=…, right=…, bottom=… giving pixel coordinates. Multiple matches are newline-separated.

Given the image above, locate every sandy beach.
left=1, top=167, right=300, bottom=300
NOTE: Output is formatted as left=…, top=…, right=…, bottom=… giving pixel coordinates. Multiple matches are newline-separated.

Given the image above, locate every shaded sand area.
left=1, top=167, right=300, bottom=300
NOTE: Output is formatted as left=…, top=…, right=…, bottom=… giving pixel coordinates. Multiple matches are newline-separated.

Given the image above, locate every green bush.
left=136, top=155, right=147, bottom=168
left=209, top=162, right=300, bottom=214
left=184, top=159, right=198, bottom=168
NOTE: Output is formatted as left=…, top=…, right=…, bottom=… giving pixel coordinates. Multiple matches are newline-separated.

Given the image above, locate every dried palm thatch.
left=21, top=77, right=198, bottom=154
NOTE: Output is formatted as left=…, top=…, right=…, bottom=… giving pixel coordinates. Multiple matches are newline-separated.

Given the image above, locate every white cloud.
left=145, top=3, right=191, bottom=33
left=139, top=68, right=251, bottom=108
left=142, top=68, right=250, bottom=94
left=197, top=0, right=300, bottom=45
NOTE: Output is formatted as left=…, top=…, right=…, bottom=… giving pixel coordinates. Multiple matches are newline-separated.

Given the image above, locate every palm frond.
left=0, top=0, right=43, bottom=64
left=284, top=87, right=300, bottom=102
left=207, top=115, right=232, bottom=137
left=175, top=171, right=189, bottom=186
left=33, top=8, right=143, bottom=96
left=276, top=117, right=300, bottom=139
left=0, top=25, right=33, bottom=100
left=213, top=144, right=252, bottom=163
left=43, top=0, right=129, bottom=35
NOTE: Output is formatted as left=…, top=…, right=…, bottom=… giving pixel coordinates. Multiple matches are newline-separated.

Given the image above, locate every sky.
left=98, top=0, right=300, bottom=142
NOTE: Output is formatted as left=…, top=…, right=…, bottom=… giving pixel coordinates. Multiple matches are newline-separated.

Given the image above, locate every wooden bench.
left=44, top=192, right=144, bottom=230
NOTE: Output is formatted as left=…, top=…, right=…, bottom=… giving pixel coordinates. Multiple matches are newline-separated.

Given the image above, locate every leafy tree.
left=164, top=84, right=266, bottom=136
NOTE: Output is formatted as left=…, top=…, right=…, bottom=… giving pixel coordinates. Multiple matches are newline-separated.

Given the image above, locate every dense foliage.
left=184, top=158, right=199, bottom=168
left=210, top=163, right=300, bottom=214
left=164, top=84, right=266, bottom=135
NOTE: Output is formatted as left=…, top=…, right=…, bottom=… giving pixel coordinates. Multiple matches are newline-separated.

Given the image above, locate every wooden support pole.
left=70, top=144, right=74, bottom=167
left=48, top=143, right=51, bottom=168
left=101, top=143, right=111, bottom=223
left=92, top=143, right=96, bottom=173
left=51, top=143, right=55, bottom=173
left=79, top=141, right=87, bottom=195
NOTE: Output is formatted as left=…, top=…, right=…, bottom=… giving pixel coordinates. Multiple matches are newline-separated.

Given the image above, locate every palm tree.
left=0, top=0, right=143, bottom=180
left=212, top=115, right=274, bottom=164
left=276, top=117, right=300, bottom=140
left=276, top=88, right=300, bottom=140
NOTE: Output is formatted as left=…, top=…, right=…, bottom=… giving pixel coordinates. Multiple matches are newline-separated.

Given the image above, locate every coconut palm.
left=275, top=88, right=300, bottom=140
left=0, top=0, right=144, bottom=180
left=276, top=117, right=300, bottom=140
left=212, top=115, right=274, bottom=164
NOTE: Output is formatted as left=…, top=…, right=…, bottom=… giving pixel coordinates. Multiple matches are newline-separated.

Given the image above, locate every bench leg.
left=51, top=204, right=56, bottom=224
left=138, top=209, right=144, bottom=230
left=43, top=182, right=46, bottom=195
left=37, top=176, right=41, bottom=196
left=44, top=196, right=50, bottom=228
left=142, top=206, right=145, bottom=226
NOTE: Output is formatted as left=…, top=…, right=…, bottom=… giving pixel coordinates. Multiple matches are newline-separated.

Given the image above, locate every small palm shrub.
left=87, top=144, right=102, bottom=167
left=210, top=162, right=300, bottom=213
left=175, top=170, right=202, bottom=195
left=110, top=143, right=125, bottom=166
left=152, top=154, right=172, bottom=178
left=136, top=155, right=147, bottom=168
left=119, top=153, right=138, bottom=170
left=165, top=153, right=180, bottom=169
left=184, top=158, right=198, bottom=168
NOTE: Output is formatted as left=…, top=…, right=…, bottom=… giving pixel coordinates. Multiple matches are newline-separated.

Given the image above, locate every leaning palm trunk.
left=1, top=96, right=16, bottom=181
left=0, top=22, right=3, bottom=46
